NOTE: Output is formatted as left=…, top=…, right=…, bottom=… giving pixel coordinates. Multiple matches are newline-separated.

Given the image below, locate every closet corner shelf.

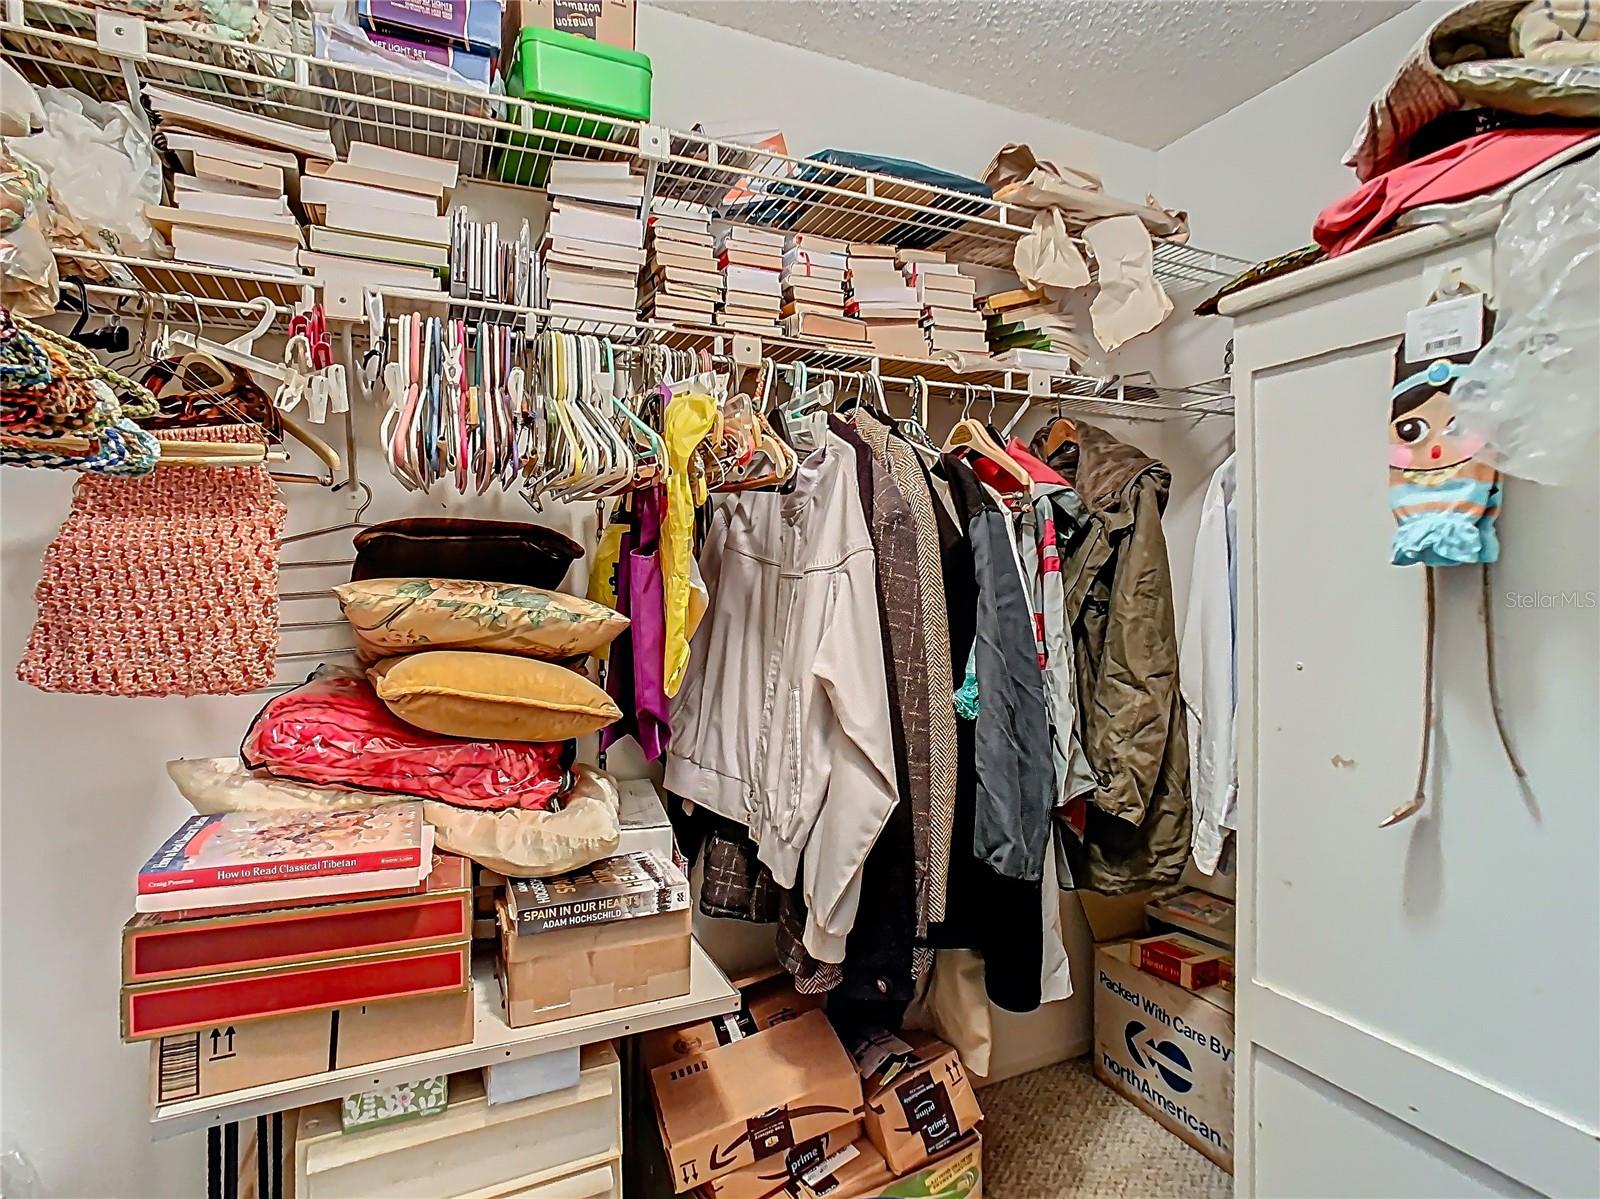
left=5, top=0, right=1248, bottom=287
left=147, top=939, right=738, bottom=1139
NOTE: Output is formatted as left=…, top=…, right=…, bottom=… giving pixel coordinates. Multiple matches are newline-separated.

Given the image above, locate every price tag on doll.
left=1404, top=293, right=1484, bottom=361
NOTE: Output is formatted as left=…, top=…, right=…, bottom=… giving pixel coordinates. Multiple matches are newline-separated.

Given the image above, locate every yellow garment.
left=663, top=389, right=717, bottom=696
left=586, top=516, right=626, bottom=661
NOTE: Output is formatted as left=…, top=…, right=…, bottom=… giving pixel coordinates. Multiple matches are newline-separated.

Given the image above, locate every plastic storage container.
left=498, top=27, right=651, bottom=185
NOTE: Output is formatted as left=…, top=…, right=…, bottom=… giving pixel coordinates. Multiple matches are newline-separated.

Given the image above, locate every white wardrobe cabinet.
left=1222, top=213, right=1600, bottom=1198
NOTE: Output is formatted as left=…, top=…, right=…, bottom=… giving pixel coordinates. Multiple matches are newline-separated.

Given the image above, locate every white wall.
left=639, top=4, right=1158, bottom=198
left=1157, top=2, right=1449, bottom=264
left=0, top=16, right=1159, bottom=1198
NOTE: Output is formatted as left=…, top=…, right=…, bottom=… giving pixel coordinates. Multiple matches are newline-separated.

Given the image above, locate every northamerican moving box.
left=1094, top=941, right=1234, bottom=1172
left=498, top=904, right=690, bottom=1027
left=652, top=1009, right=862, bottom=1193
left=856, top=1033, right=982, bottom=1174
left=149, top=985, right=474, bottom=1105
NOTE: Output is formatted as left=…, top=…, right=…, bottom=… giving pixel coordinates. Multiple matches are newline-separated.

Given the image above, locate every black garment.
left=924, top=456, right=1045, bottom=1013
left=823, top=417, right=917, bottom=1014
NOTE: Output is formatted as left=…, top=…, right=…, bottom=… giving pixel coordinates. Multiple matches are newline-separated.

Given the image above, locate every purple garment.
left=628, top=486, right=671, bottom=761
left=599, top=508, right=640, bottom=755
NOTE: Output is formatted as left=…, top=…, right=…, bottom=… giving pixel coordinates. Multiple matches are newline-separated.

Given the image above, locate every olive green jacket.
left=1034, top=422, right=1192, bottom=894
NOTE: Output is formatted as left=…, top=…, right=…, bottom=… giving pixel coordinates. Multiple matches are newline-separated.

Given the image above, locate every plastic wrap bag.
left=11, top=88, right=163, bottom=259
left=169, top=756, right=622, bottom=875
left=240, top=667, right=572, bottom=810
left=1453, top=156, right=1600, bottom=484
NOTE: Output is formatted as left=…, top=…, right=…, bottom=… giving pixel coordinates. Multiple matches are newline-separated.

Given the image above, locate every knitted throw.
left=18, top=426, right=286, bottom=696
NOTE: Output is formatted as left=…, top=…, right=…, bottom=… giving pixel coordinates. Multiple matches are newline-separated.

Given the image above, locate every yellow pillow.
left=370, top=652, right=621, bottom=742
left=334, top=579, right=628, bottom=660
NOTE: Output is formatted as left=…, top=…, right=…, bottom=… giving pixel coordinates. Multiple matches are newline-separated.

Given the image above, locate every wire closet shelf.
left=7, top=0, right=1245, bottom=420
left=3, top=0, right=1250, bottom=284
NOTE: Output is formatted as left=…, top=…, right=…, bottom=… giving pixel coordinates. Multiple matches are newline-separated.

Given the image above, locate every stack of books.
left=141, top=86, right=336, bottom=278
left=846, top=243, right=925, bottom=358
left=124, top=805, right=477, bottom=1106
left=498, top=850, right=693, bottom=1027
left=640, top=198, right=721, bottom=326
left=981, top=287, right=1089, bottom=366
left=780, top=233, right=865, bottom=345
left=448, top=208, right=534, bottom=306
left=901, top=251, right=985, bottom=356
left=715, top=225, right=784, bottom=333
left=297, top=142, right=457, bottom=293
left=542, top=160, right=646, bottom=329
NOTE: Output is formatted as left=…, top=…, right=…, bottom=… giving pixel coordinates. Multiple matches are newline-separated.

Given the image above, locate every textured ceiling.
left=647, top=0, right=1414, bottom=148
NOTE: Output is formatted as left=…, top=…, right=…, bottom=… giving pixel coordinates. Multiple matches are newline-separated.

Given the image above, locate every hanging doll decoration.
left=1382, top=297, right=1527, bottom=826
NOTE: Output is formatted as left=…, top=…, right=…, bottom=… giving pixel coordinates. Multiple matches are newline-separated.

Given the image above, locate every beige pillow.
left=369, top=651, right=620, bottom=742
left=167, top=756, right=624, bottom=877
left=335, top=578, right=627, bottom=660
left=423, top=765, right=622, bottom=877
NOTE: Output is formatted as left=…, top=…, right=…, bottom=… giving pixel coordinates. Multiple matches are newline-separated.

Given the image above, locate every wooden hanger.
left=944, top=386, right=1031, bottom=489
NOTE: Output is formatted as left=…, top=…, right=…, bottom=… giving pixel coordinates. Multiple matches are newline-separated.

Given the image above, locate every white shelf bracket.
left=731, top=334, right=761, bottom=367
left=639, top=124, right=669, bottom=163
left=96, top=9, right=147, bottom=58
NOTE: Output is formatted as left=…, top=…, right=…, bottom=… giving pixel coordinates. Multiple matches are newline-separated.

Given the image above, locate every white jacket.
left=666, top=433, right=898, bottom=962
left=1180, top=453, right=1238, bottom=875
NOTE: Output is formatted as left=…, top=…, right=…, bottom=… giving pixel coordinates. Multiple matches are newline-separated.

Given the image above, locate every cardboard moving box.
left=855, top=1033, right=982, bottom=1175
left=644, top=975, right=824, bottom=1071
left=651, top=1009, right=863, bottom=1193
left=698, top=1122, right=864, bottom=1199
left=1094, top=941, right=1234, bottom=1172
left=499, top=905, right=690, bottom=1027
left=149, top=985, right=473, bottom=1105
left=867, top=1134, right=982, bottom=1199
left=507, top=0, right=634, bottom=48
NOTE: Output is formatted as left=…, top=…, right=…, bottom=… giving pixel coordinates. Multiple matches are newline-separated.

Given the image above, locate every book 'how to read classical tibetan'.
left=136, top=804, right=433, bottom=913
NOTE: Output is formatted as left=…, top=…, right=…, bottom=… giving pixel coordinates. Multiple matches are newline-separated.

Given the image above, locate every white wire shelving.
left=8, top=0, right=1243, bottom=420
left=3, top=0, right=1249, bottom=289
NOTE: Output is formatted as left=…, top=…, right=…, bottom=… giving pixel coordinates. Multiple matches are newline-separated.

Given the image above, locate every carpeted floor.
left=979, top=1057, right=1232, bottom=1198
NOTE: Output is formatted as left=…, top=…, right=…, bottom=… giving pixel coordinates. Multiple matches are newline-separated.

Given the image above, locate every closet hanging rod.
left=788, top=363, right=1234, bottom=420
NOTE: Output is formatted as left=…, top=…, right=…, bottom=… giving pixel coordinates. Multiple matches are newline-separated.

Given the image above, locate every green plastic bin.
left=497, top=28, right=651, bottom=186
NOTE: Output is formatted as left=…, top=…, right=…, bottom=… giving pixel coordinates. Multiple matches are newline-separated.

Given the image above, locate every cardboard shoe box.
left=498, top=905, right=691, bottom=1027
left=854, top=1033, right=982, bottom=1175
left=1094, top=940, right=1234, bottom=1172
left=149, top=984, right=474, bottom=1105
left=651, top=1009, right=863, bottom=1193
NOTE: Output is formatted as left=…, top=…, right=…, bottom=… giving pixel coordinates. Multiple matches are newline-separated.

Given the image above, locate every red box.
left=123, top=855, right=470, bottom=983
left=1130, top=933, right=1228, bottom=991
left=120, top=856, right=472, bottom=1042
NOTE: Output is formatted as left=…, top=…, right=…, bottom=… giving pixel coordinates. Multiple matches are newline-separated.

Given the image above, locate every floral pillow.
left=334, top=578, right=628, bottom=660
